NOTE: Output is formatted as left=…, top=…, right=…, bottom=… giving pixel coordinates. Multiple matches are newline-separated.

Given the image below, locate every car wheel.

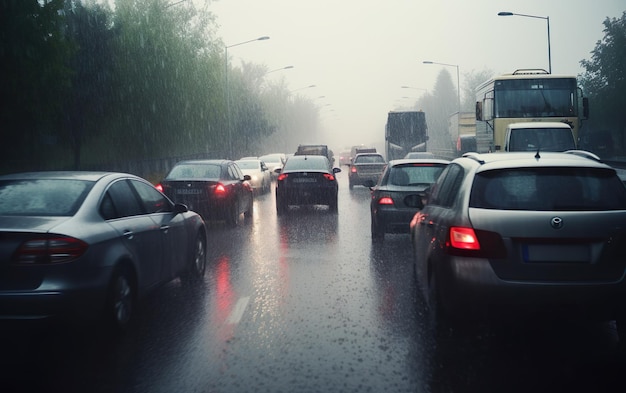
left=329, top=197, right=338, bottom=213
left=349, top=180, right=354, bottom=189
left=244, top=199, right=253, bottom=222
left=182, top=232, right=206, bottom=285
left=276, top=196, right=287, bottom=216
left=371, top=217, right=384, bottom=242
left=105, top=266, right=135, bottom=332
left=616, top=317, right=626, bottom=352
left=226, top=205, right=239, bottom=227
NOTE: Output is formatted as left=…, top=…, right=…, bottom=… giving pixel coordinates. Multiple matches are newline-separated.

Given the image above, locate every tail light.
left=277, top=173, right=288, bottom=182
left=214, top=183, right=226, bottom=195
left=446, top=227, right=507, bottom=258
left=13, top=235, right=88, bottom=264
left=350, top=166, right=357, bottom=173
left=323, top=173, right=335, bottom=181
left=155, top=183, right=164, bottom=193
left=377, top=196, right=394, bottom=205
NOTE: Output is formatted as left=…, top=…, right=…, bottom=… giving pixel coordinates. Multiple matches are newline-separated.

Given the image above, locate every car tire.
left=181, top=232, right=206, bottom=286
left=244, top=199, right=253, bottom=222
left=616, top=317, right=626, bottom=352
left=105, top=266, right=135, bottom=333
left=226, top=205, right=239, bottom=227
left=349, top=180, right=354, bottom=189
left=329, top=197, right=338, bottom=213
left=371, top=217, right=384, bottom=242
left=427, top=271, right=452, bottom=340
left=276, top=196, right=288, bottom=216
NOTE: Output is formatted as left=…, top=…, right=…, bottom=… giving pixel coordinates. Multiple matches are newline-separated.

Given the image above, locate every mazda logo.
left=550, top=216, right=563, bottom=229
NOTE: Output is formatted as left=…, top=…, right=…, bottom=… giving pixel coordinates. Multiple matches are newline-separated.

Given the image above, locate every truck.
left=385, top=111, right=428, bottom=161
left=294, top=144, right=335, bottom=167
left=504, top=122, right=576, bottom=152
left=475, top=69, right=588, bottom=153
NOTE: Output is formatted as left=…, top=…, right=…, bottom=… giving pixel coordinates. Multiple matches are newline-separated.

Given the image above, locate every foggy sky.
left=209, top=0, right=625, bottom=150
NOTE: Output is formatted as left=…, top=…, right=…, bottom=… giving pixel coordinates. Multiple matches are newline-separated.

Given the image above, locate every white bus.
left=475, top=69, right=588, bottom=153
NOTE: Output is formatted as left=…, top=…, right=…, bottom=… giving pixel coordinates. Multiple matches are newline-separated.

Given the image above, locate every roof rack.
left=563, top=150, right=602, bottom=162
left=512, top=69, right=549, bottom=75
left=461, top=152, right=485, bottom=164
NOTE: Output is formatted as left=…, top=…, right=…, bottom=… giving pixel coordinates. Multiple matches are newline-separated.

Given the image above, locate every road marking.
left=226, top=296, right=250, bottom=324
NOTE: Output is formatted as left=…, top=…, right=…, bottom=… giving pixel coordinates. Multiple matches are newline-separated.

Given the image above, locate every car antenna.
left=535, top=148, right=541, bottom=160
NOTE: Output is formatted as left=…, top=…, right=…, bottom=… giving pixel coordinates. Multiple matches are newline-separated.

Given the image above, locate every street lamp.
left=291, top=84, right=316, bottom=93
left=225, top=35, right=269, bottom=158
left=423, top=61, right=460, bottom=114
left=264, top=65, right=294, bottom=75
left=498, top=11, right=551, bottom=74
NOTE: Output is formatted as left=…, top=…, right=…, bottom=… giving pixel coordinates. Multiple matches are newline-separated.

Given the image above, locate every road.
left=1, top=169, right=625, bottom=393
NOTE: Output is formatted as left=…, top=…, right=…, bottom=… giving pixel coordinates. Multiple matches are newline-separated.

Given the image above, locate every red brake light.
left=377, top=197, right=394, bottom=205
left=277, top=173, right=288, bottom=182
left=214, top=184, right=226, bottom=194
left=323, top=173, right=335, bottom=181
left=449, top=227, right=480, bottom=250
left=155, top=183, right=164, bottom=193
left=14, top=235, right=88, bottom=264
left=350, top=166, right=357, bottom=173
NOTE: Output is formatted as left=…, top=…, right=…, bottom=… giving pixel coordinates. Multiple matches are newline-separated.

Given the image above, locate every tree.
left=462, top=68, right=494, bottom=112
left=579, top=11, right=626, bottom=152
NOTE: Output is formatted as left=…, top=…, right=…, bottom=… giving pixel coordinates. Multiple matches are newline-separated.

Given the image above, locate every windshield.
left=494, top=78, right=578, bottom=118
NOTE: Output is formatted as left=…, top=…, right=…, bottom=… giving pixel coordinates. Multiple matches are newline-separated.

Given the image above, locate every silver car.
left=0, top=171, right=207, bottom=331
left=410, top=151, right=626, bottom=340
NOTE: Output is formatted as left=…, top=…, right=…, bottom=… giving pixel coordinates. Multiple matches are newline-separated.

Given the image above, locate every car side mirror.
left=333, top=167, right=342, bottom=174
left=173, top=203, right=189, bottom=214
left=243, top=175, right=251, bottom=181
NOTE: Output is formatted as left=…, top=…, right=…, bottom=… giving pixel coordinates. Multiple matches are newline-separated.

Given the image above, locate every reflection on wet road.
left=1, top=170, right=624, bottom=392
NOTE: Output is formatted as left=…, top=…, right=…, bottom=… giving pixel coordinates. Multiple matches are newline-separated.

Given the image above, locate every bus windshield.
left=494, top=78, right=577, bottom=118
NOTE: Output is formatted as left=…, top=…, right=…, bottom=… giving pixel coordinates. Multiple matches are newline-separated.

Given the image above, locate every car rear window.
left=283, top=157, right=328, bottom=171
left=470, top=167, right=626, bottom=211
left=389, top=163, right=447, bottom=186
left=167, top=164, right=221, bottom=179
left=0, top=179, right=94, bottom=216
left=354, top=155, right=385, bottom=164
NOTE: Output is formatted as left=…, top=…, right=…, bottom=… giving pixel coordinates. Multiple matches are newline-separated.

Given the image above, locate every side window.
left=130, top=179, right=172, bottom=214
left=102, top=180, right=144, bottom=219
left=430, top=164, right=464, bottom=208
left=228, top=164, right=242, bottom=180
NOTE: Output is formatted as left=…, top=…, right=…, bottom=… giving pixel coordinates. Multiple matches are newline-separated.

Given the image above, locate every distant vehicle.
left=504, top=122, right=576, bottom=152
left=0, top=171, right=207, bottom=330
left=368, top=158, right=448, bottom=241
left=235, top=159, right=271, bottom=194
left=259, top=153, right=286, bottom=180
left=385, top=111, right=429, bottom=161
left=350, top=145, right=377, bottom=163
left=295, top=144, right=335, bottom=166
left=348, top=152, right=386, bottom=189
left=475, top=69, right=589, bottom=153
left=157, top=159, right=253, bottom=226
left=275, top=155, right=341, bottom=214
left=411, top=151, right=626, bottom=341
left=338, top=150, right=352, bottom=166
left=404, top=152, right=435, bottom=159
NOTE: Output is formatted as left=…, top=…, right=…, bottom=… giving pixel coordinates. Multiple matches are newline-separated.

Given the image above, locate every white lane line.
left=226, top=296, right=250, bottom=324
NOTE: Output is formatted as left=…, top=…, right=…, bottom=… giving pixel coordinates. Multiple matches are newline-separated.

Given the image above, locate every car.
left=259, top=153, right=287, bottom=180
left=295, top=144, right=335, bottom=167
left=410, top=151, right=626, bottom=340
left=348, top=152, right=387, bottom=189
left=275, top=155, right=341, bottom=215
left=157, top=159, right=253, bottom=226
left=404, top=151, right=435, bottom=159
left=235, top=159, right=271, bottom=194
left=350, top=145, right=377, bottom=164
left=338, top=150, right=352, bottom=166
left=369, top=158, right=449, bottom=241
left=0, top=171, right=207, bottom=330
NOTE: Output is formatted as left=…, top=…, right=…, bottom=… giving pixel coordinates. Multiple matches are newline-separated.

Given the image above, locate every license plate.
left=523, top=244, right=589, bottom=263
left=293, top=178, right=316, bottom=183
left=176, top=189, right=202, bottom=195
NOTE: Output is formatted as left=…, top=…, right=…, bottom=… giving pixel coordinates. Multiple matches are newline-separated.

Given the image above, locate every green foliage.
left=579, top=11, right=626, bottom=150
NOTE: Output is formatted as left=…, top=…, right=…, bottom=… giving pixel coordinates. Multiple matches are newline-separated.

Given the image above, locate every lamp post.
left=291, top=84, right=316, bottom=93
left=264, top=65, right=294, bottom=75
left=423, top=61, right=460, bottom=114
left=498, top=11, right=551, bottom=74
left=225, top=36, right=269, bottom=158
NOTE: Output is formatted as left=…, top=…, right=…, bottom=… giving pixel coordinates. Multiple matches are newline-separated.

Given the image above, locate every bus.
left=474, top=69, right=588, bottom=153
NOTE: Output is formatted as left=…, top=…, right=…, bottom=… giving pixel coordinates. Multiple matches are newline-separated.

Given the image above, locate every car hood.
left=0, top=215, right=72, bottom=233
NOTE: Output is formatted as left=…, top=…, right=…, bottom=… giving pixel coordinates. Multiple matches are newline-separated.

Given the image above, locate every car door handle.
left=160, top=225, right=170, bottom=234
left=123, top=230, right=134, bottom=240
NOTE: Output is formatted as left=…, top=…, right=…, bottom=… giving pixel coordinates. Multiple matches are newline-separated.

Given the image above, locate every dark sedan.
left=157, top=159, right=253, bottom=226
left=275, top=155, right=341, bottom=214
left=369, top=158, right=449, bottom=241
left=0, top=171, right=207, bottom=330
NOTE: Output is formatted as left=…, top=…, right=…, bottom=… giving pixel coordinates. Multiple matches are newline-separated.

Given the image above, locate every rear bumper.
left=373, top=208, right=418, bottom=233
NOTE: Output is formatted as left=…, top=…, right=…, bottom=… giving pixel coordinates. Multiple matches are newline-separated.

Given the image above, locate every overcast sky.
left=208, top=0, right=624, bottom=149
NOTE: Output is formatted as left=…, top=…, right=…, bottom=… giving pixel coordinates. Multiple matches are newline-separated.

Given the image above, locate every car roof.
left=507, top=122, right=572, bottom=129
left=175, top=159, right=231, bottom=166
left=459, top=151, right=611, bottom=172
left=388, top=158, right=450, bottom=166
left=0, top=171, right=127, bottom=182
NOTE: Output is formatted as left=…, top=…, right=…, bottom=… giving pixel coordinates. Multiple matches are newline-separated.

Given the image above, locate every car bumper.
left=434, top=256, right=626, bottom=321
left=373, top=208, right=418, bottom=233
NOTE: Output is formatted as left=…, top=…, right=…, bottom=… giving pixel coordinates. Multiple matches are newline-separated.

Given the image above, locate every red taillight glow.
left=323, top=173, right=335, bottom=181
left=155, top=183, right=164, bottom=193
left=350, top=166, right=357, bottom=173
left=449, top=227, right=480, bottom=250
left=214, top=183, right=226, bottom=194
left=14, top=236, right=88, bottom=264
left=277, top=173, right=288, bottom=182
left=377, top=197, right=394, bottom=205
